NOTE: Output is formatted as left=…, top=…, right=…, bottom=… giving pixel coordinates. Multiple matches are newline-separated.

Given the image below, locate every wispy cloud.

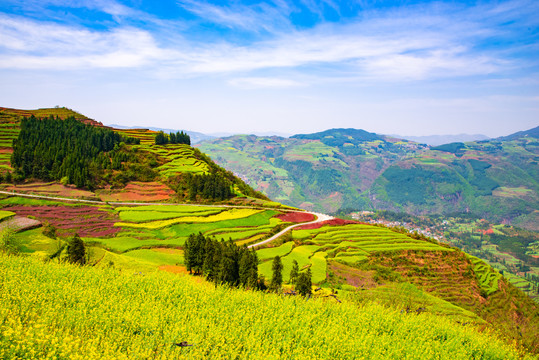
left=0, top=0, right=534, bottom=84
left=0, top=14, right=176, bottom=69
left=178, top=0, right=293, bottom=33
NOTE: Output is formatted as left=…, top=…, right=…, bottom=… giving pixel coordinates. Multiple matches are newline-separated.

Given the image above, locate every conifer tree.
left=290, top=259, right=299, bottom=285
left=296, top=268, right=312, bottom=297
left=270, top=256, right=283, bottom=291
left=66, top=234, right=86, bottom=265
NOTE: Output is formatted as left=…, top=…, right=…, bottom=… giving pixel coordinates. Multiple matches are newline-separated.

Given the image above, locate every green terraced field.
left=257, top=242, right=294, bottom=261
left=468, top=255, right=502, bottom=296
left=0, top=210, right=15, bottom=221
left=118, top=207, right=224, bottom=222
left=257, top=224, right=452, bottom=284
left=144, top=144, right=209, bottom=177
left=90, top=209, right=282, bottom=252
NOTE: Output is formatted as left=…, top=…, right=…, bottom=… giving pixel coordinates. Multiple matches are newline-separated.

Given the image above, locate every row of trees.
left=184, top=233, right=262, bottom=289
left=154, top=131, right=191, bottom=145
left=184, top=234, right=313, bottom=295
left=11, top=115, right=139, bottom=189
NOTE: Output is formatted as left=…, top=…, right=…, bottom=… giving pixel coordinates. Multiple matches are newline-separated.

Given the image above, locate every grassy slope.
left=0, top=252, right=527, bottom=360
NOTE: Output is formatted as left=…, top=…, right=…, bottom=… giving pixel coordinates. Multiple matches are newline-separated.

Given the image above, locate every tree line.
left=184, top=233, right=263, bottom=289
left=184, top=233, right=313, bottom=296
left=10, top=115, right=139, bottom=189
left=154, top=131, right=191, bottom=145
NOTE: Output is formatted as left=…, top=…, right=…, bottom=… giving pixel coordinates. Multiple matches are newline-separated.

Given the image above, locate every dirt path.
left=248, top=212, right=333, bottom=248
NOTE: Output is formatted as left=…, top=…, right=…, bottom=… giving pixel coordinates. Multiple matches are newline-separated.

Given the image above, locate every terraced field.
left=258, top=223, right=451, bottom=285
left=97, top=181, right=175, bottom=202
left=0, top=111, right=20, bottom=170
left=147, top=144, right=209, bottom=177
left=468, top=255, right=502, bottom=296
left=6, top=182, right=97, bottom=199
left=86, top=205, right=284, bottom=252
left=3, top=205, right=120, bottom=238
left=114, top=128, right=156, bottom=145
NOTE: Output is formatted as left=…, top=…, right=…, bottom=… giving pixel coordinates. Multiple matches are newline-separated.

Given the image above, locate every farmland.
left=257, top=222, right=451, bottom=284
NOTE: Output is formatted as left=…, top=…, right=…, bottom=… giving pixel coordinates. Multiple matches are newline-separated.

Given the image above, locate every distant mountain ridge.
left=394, top=133, right=490, bottom=146
left=496, top=125, right=539, bottom=141
left=198, top=126, right=539, bottom=230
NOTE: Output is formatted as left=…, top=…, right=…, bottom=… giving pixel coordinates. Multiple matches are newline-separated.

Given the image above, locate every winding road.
left=0, top=190, right=334, bottom=247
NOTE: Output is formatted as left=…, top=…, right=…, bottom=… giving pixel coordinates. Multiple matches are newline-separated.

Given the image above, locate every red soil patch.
left=3, top=205, right=120, bottom=237
left=98, top=182, right=174, bottom=202
left=0, top=148, right=13, bottom=154
left=275, top=212, right=316, bottom=223
left=296, top=218, right=360, bottom=230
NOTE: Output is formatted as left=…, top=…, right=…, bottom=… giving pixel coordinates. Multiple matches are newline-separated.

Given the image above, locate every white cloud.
left=228, top=77, right=304, bottom=89
left=0, top=0, right=529, bottom=83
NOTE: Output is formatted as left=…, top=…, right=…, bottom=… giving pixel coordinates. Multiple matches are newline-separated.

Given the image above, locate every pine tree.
left=296, top=268, right=312, bottom=297
left=66, top=234, right=86, bottom=265
left=270, top=256, right=283, bottom=291
left=290, top=259, right=299, bottom=285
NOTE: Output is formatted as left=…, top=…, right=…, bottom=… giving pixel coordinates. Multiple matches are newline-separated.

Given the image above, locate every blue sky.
left=0, top=0, right=537, bottom=137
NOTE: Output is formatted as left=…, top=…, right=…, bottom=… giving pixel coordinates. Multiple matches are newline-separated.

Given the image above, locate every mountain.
left=394, top=133, right=490, bottom=146
left=1, top=108, right=538, bottom=356
left=0, top=106, right=268, bottom=204
left=496, top=125, right=539, bottom=142
left=197, top=127, right=539, bottom=230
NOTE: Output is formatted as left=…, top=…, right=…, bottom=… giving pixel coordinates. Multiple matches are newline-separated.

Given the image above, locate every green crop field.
left=87, top=209, right=282, bottom=252
left=257, top=242, right=294, bottom=261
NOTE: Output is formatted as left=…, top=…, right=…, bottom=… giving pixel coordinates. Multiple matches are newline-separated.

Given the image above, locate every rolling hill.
left=197, top=127, right=539, bottom=230
left=0, top=107, right=538, bottom=357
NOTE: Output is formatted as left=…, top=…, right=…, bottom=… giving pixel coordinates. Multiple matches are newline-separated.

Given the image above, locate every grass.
left=0, top=253, right=526, bottom=359
left=346, top=282, right=484, bottom=324
left=118, top=208, right=223, bottom=222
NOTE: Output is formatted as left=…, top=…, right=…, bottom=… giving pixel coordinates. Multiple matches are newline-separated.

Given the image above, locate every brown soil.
left=98, top=182, right=174, bottom=202
left=0, top=216, right=41, bottom=232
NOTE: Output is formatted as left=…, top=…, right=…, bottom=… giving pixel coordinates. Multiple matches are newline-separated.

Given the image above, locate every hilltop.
left=0, top=106, right=269, bottom=206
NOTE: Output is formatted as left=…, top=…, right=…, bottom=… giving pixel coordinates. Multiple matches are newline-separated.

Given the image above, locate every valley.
left=0, top=107, right=538, bottom=358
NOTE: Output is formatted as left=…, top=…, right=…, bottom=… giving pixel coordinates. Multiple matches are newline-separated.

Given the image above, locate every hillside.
left=197, top=128, right=539, bottom=230
left=0, top=107, right=538, bottom=357
left=0, top=107, right=268, bottom=205
left=1, top=253, right=525, bottom=359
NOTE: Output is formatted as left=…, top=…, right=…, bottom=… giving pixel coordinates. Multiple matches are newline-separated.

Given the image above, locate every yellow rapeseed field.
left=0, top=253, right=528, bottom=359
